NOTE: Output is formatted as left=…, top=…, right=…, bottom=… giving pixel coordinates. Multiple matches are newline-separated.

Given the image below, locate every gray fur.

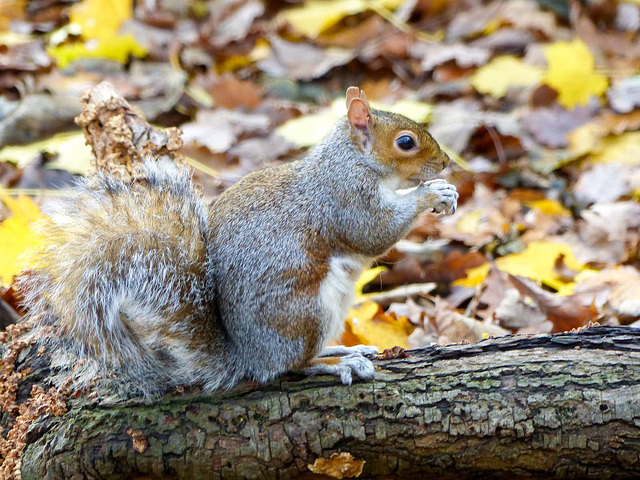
left=20, top=117, right=457, bottom=399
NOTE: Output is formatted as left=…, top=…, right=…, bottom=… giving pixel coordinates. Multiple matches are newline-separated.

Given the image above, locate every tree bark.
left=17, top=326, right=640, bottom=479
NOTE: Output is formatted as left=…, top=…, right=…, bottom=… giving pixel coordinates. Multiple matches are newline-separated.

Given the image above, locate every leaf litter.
left=1, top=0, right=640, bottom=388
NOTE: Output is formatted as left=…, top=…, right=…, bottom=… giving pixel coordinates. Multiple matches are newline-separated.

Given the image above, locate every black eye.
left=396, top=135, right=415, bottom=151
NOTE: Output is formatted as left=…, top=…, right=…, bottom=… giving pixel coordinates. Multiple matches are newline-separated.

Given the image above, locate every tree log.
left=16, top=326, right=640, bottom=479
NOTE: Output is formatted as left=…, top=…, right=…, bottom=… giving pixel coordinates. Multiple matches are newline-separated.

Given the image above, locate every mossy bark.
left=17, top=326, right=640, bottom=479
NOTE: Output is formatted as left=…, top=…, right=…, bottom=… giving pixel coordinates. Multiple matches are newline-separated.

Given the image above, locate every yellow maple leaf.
left=279, top=0, right=403, bottom=38
left=452, top=263, right=490, bottom=288
left=591, top=132, right=640, bottom=165
left=47, top=34, right=147, bottom=70
left=495, top=241, right=586, bottom=291
left=0, top=131, right=92, bottom=174
left=470, top=56, right=543, bottom=98
left=543, top=38, right=608, bottom=108
left=344, top=300, right=413, bottom=349
left=354, top=266, right=387, bottom=301
left=70, top=0, right=133, bottom=41
left=455, top=241, right=596, bottom=293
left=524, top=199, right=571, bottom=217
left=48, top=0, right=146, bottom=68
left=0, top=195, right=44, bottom=286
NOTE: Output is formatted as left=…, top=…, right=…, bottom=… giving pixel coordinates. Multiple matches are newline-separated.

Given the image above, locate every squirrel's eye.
left=396, top=135, right=415, bottom=151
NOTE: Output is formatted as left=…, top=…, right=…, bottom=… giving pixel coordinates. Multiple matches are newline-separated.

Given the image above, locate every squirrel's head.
left=346, top=86, right=450, bottom=185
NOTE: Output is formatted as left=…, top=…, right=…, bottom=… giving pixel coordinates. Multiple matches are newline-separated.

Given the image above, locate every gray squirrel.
left=22, top=87, right=458, bottom=398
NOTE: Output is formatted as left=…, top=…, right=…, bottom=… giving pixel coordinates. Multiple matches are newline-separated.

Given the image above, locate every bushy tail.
left=21, top=158, right=225, bottom=397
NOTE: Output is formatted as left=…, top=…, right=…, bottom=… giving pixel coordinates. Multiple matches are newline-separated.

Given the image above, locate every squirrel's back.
left=22, top=159, right=237, bottom=397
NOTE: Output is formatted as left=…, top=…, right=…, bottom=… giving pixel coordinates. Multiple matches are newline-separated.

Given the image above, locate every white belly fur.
left=318, top=255, right=368, bottom=351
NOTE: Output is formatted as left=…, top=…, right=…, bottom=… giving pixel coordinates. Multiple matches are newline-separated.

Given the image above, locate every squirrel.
left=21, top=87, right=458, bottom=398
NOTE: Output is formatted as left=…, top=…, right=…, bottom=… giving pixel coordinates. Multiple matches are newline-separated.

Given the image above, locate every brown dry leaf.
left=308, top=452, right=365, bottom=479
left=0, top=39, right=51, bottom=73
left=577, top=11, right=640, bottom=63
left=564, top=202, right=640, bottom=265
left=437, top=184, right=509, bottom=246
left=575, top=266, right=640, bottom=319
left=180, top=109, right=270, bottom=153
left=446, top=2, right=500, bottom=40
left=553, top=253, right=580, bottom=282
left=257, top=37, right=354, bottom=81
left=411, top=42, right=489, bottom=72
left=495, top=287, right=549, bottom=332
left=573, top=164, right=633, bottom=204
left=498, top=0, right=556, bottom=38
left=205, top=74, right=263, bottom=110
left=522, top=104, right=594, bottom=149
left=227, top=133, right=296, bottom=167
left=429, top=99, right=521, bottom=154
left=608, top=76, right=640, bottom=113
left=377, top=346, right=409, bottom=360
left=508, top=275, right=599, bottom=333
left=473, top=265, right=511, bottom=321
left=207, top=0, right=264, bottom=49
left=410, top=298, right=509, bottom=347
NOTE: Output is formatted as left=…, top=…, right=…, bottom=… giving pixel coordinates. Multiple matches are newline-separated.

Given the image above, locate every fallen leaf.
left=69, top=0, right=133, bottom=41
left=354, top=266, right=387, bottom=300
left=0, top=131, right=92, bottom=175
left=566, top=202, right=640, bottom=265
left=453, top=263, right=490, bottom=288
left=208, top=0, right=264, bottom=49
left=412, top=42, right=489, bottom=72
left=575, top=266, right=640, bottom=319
left=553, top=253, right=580, bottom=282
left=0, top=195, right=43, bottom=286
left=591, top=132, right=640, bottom=165
left=573, top=164, right=632, bottom=204
left=542, top=38, right=608, bottom=108
left=344, top=300, right=413, bottom=350
left=275, top=110, right=336, bottom=148
left=205, top=74, right=263, bottom=109
left=431, top=299, right=509, bottom=345
left=471, top=55, right=543, bottom=99
left=495, top=241, right=589, bottom=292
left=608, top=76, right=640, bottom=113
left=377, top=346, right=408, bottom=360
left=228, top=133, right=296, bottom=167
left=47, top=34, right=147, bottom=69
left=181, top=110, right=270, bottom=153
left=257, top=37, right=354, bottom=81
left=495, top=287, right=548, bottom=331
left=522, top=104, right=594, bottom=148
left=524, top=199, right=571, bottom=217
left=280, top=0, right=402, bottom=39
left=308, top=452, right=365, bottom=479
left=508, top=275, right=599, bottom=333
left=498, top=0, right=556, bottom=38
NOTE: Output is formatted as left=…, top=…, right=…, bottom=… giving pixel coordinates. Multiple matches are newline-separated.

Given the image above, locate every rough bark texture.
left=16, top=326, right=640, bottom=479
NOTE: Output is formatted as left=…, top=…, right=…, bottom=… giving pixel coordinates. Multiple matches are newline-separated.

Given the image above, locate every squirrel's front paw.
left=305, top=353, right=375, bottom=385
left=418, top=179, right=458, bottom=215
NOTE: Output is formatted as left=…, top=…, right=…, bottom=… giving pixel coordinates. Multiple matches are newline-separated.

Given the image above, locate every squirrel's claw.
left=305, top=353, right=376, bottom=385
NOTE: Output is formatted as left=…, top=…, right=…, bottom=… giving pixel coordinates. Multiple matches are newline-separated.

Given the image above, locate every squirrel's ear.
left=347, top=98, right=372, bottom=130
left=346, top=86, right=360, bottom=109
left=347, top=97, right=374, bottom=151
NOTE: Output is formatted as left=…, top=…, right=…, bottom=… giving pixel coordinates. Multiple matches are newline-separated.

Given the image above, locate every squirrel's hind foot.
left=305, top=352, right=376, bottom=385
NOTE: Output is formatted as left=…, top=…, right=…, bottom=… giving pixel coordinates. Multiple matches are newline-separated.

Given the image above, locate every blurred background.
left=1, top=0, right=640, bottom=349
